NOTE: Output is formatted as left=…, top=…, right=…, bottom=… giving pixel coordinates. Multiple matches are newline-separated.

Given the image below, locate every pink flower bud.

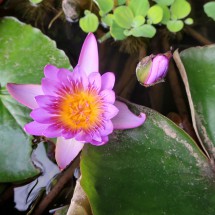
left=136, top=51, right=172, bottom=87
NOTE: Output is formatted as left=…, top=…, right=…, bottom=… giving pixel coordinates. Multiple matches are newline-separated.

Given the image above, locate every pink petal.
left=57, top=68, right=72, bottom=85
left=90, top=136, right=109, bottom=146
left=103, top=103, right=119, bottom=119
left=92, top=132, right=102, bottom=142
left=154, top=55, right=168, bottom=78
left=75, top=131, right=92, bottom=142
left=35, top=95, right=57, bottom=108
left=88, top=72, right=101, bottom=90
left=100, top=89, right=115, bottom=104
left=7, top=84, right=43, bottom=109
left=99, top=120, right=113, bottom=136
left=44, top=64, right=59, bottom=81
left=145, top=68, right=157, bottom=85
left=78, top=33, right=98, bottom=76
left=71, top=66, right=89, bottom=89
left=43, top=124, right=62, bottom=138
left=41, top=78, right=58, bottom=96
left=101, top=72, right=115, bottom=90
left=30, top=108, right=54, bottom=123
left=112, top=101, right=146, bottom=129
left=62, top=129, right=77, bottom=139
left=55, top=137, right=84, bottom=169
left=24, top=121, right=49, bottom=136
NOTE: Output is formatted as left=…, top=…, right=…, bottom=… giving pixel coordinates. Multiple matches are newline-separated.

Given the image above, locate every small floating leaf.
left=167, top=19, right=184, bottom=32
left=171, top=0, right=191, bottom=19
left=114, top=6, right=134, bottom=29
left=204, top=2, right=215, bottom=21
left=128, top=0, right=150, bottom=17
left=79, top=10, right=99, bottom=33
left=130, top=24, right=156, bottom=38
left=147, top=5, right=163, bottom=24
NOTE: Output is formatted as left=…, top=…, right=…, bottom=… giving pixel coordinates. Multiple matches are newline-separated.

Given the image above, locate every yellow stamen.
left=58, top=88, right=103, bottom=131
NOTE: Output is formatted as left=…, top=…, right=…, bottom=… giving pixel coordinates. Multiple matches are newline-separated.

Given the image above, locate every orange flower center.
left=57, top=88, right=103, bottom=132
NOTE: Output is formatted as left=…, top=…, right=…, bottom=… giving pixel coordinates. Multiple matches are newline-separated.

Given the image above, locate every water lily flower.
left=136, top=51, right=172, bottom=87
left=7, top=33, right=146, bottom=169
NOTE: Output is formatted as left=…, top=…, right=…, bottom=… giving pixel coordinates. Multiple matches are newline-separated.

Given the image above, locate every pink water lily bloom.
left=7, top=33, right=146, bottom=169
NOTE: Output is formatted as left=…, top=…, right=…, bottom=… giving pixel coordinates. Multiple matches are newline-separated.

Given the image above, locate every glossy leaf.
left=95, top=0, right=114, bottom=15
left=80, top=10, right=99, bottom=33
left=167, top=19, right=184, bottom=32
left=29, top=0, right=43, bottom=4
left=110, top=20, right=126, bottom=40
left=113, top=6, right=134, bottom=29
left=131, top=15, right=145, bottom=28
left=0, top=17, right=70, bottom=182
left=130, top=24, right=156, bottom=38
left=117, top=0, right=126, bottom=5
left=153, top=0, right=174, bottom=6
left=160, top=4, right=171, bottom=24
left=147, top=4, right=163, bottom=24
left=204, top=2, right=215, bottom=21
left=184, top=18, right=194, bottom=25
left=170, top=0, right=191, bottom=19
left=101, top=14, right=114, bottom=27
left=81, top=100, right=215, bottom=215
left=128, top=0, right=150, bottom=17
left=174, top=46, right=215, bottom=160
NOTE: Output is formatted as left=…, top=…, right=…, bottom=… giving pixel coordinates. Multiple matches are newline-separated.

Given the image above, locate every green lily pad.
left=147, top=4, right=163, bottom=24
left=170, top=0, right=191, bottom=19
left=153, top=0, right=174, bottom=6
left=116, top=0, right=126, bottom=5
left=101, top=14, right=114, bottom=27
left=132, top=15, right=145, bottom=28
left=174, top=46, right=215, bottom=160
left=29, top=0, right=43, bottom=4
left=184, top=17, right=194, bottom=25
left=130, top=24, right=156, bottom=38
left=81, top=100, right=215, bottom=215
left=0, top=17, right=70, bottom=182
left=128, top=0, right=150, bottom=17
left=80, top=10, right=99, bottom=33
left=167, top=19, right=184, bottom=32
left=113, top=6, right=134, bottom=29
left=110, top=20, right=127, bottom=40
left=204, top=2, right=215, bottom=21
left=95, top=0, right=114, bottom=14
left=160, top=4, right=171, bottom=24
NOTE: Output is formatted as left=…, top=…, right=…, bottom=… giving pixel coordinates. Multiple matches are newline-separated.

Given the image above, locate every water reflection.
left=14, top=143, right=60, bottom=211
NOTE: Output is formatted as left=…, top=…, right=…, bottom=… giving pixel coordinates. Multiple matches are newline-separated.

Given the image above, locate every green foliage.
left=0, top=17, right=70, bottom=182
left=110, top=20, right=126, bottom=40
left=131, top=15, right=145, bottom=28
left=81, top=100, right=215, bottom=215
left=117, top=0, right=127, bottom=5
left=160, top=4, right=171, bottom=24
left=78, top=0, right=193, bottom=40
left=101, top=14, right=114, bottom=27
left=129, top=24, right=156, bottom=38
left=95, top=0, right=114, bottom=15
left=79, top=10, right=99, bottom=33
left=153, top=0, right=174, bottom=6
left=128, top=0, right=150, bottom=17
left=184, top=18, right=194, bottom=25
left=177, top=45, right=215, bottom=159
left=167, top=20, right=184, bottom=32
left=170, top=0, right=191, bottom=19
left=147, top=5, right=163, bottom=24
left=114, top=6, right=134, bottom=29
left=204, top=2, right=215, bottom=21
left=29, top=0, right=43, bottom=4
